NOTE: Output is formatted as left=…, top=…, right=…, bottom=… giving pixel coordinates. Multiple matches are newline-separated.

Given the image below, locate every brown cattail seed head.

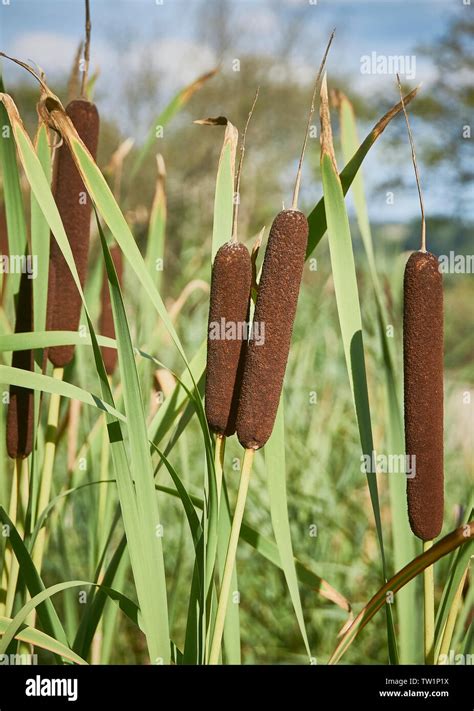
left=47, top=99, right=100, bottom=368
left=404, top=250, right=444, bottom=540
left=205, top=241, right=252, bottom=437
left=236, top=209, right=308, bottom=449
left=6, top=271, right=34, bottom=459
left=99, top=245, right=123, bottom=375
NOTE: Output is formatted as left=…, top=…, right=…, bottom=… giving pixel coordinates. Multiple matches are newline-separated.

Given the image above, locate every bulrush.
left=236, top=209, right=308, bottom=449
left=6, top=271, right=34, bottom=458
left=404, top=250, right=444, bottom=540
left=47, top=98, right=99, bottom=367
left=204, top=90, right=258, bottom=440
left=209, top=33, right=335, bottom=666
left=205, top=241, right=252, bottom=436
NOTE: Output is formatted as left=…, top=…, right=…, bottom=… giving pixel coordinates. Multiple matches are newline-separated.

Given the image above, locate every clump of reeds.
left=209, top=33, right=334, bottom=665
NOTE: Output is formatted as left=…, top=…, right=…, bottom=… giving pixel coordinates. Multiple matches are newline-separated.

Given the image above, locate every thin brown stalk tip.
left=319, top=73, right=338, bottom=173
left=233, top=87, right=259, bottom=242
left=67, top=41, right=83, bottom=102
left=292, top=29, right=335, bottom=210
left=396, top=74, right=426, bottom=252
left=80, top=0, right=92, bottom=98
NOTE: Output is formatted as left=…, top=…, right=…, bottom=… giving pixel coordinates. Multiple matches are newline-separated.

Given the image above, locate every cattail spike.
left=404, top=251, right=444, bottom=540
left=47, top=98, right=99, bottom=368
left=205, top=241, right=252, bottom=437
left=236, top=209, right=308, bottom=449
left=7, top=271, right=34, bottom=459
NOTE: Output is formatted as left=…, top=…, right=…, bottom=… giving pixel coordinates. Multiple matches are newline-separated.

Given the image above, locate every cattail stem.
left=232, top=88, right=259, bottom=242
left=214, top=434, right=226, bottom=510
left=0, top=458, right=22, bottom=618
left=32, top=367, right=63, bottom=572
left=396, top=74, right=426, bottom=252
left=423, top=539, right=435, bottom=664
left=97, top=379, right=114, bottom=555
left=209, top=447, right=254, bottom=664
left=91, top=413, right=111, bottom=664
left=436, top=565, right=469, bottom=663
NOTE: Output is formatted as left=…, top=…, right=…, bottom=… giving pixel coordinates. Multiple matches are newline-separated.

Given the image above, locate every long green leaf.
left=0, top=617, right=87, bottom=665
left=329, top=521, right=473, bottom=664
left=320, top=79, right=395, bottom=663
left=0, top=75, right=27, bottom=298
left=339, top=93, right=417, bottom=663
left=265, top=399, right=311, bottom=660
left=0, top=507, right=69, bottom=652
left=306, top=86, right=419, bottom=259
left=0, top=365, right=125, bottom=420
left=98, top=223, right=170, bottom=663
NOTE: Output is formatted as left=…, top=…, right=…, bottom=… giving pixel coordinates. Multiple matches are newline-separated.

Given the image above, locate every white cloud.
left=134, top=38, right=217, bottom=89
left=9, top=31, right=114, bottom=78
left=236, top=8, right=278, bottom=35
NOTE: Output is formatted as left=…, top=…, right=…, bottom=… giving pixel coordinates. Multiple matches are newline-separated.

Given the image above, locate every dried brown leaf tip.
left=194, top=116, right=228, bottom=126
left=194, top=116, right=239, bottom=192
left=181, top=67, right=218, bottom=103
left=319, top=73, right=338, bottom=174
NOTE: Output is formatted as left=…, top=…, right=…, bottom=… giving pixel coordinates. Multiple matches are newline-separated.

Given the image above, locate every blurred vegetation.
left=0, top=6, right=471, bottom=664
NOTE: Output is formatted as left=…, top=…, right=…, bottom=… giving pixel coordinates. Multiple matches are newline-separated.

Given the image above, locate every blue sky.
left=1, top=0, right=462, bottom=101
left=0, top=0, right=469, bottom=220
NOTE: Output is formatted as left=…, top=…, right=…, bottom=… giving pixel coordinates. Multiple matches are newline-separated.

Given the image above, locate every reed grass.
left=0, top=26, right=470, bottom=668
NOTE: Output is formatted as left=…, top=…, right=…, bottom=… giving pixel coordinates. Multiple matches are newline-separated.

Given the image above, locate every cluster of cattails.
left=205, top=207, right=307, bottom=452
left=205, top=38, right=332, bottom=453
left=6, top=97, right=101, bottom=461
left=206, top=39, right=334, bottom=664
left=205, top=63, right=446, bottom=550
